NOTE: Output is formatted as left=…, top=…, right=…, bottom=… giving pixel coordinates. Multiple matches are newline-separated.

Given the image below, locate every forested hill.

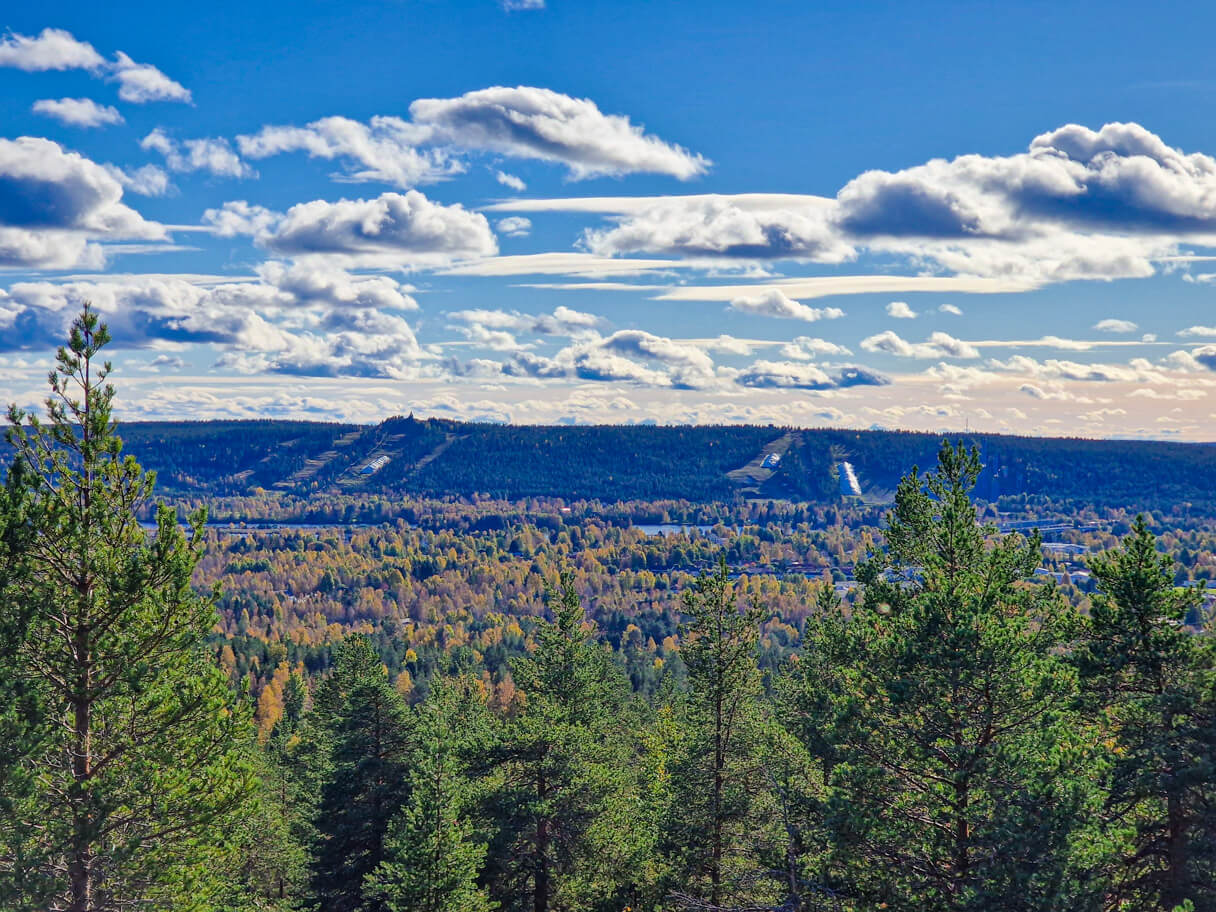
left=73, top=416, right=1216, bottom=509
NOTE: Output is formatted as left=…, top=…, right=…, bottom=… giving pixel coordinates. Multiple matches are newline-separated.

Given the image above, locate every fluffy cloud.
left=448, top=305, right=600, bottom=337
left=32, top=97, right=123, bottom=128
left=237, top=87, right=705, bottom=188
left=836, top=122, right=1216, bottom=239
left=600, top=329, right=714, bottom=375
left=141, top=129, right=252, bottom=178
left=0, top=28, right=105, bottom=71
left=255, top=261, right=419, bottom=311
left=702, top=334, right=758, bottom=356
left=143, top=354, right=186, bottom=372
left=1179, top=346, right=1216, bottom=371
left=202, top=200, right=280, bottom=237
left=0, top=28, right=189, bottom=103
left=860, top=330, right=980, bottom=359
left=108, top=163, right=171, bottom=196
left=110, top=52, right=191, bottom=103
left=573, top=122, right=1216, bottom=285
left=495, top=170, right=526, bottom=190
left=735, top=359, right=890, bottom=390
left=989, top=354, right=1168, bottom=383
left=886, top=301, right=916, bottom=319
left=233, top=191, right=498, bottom=266
left=494, top=329, right=717, bottom=389
left=1093, top=318, right=1138, bottom=333
left=495, top=216, right=532, bottom=237
left=582, top=194, right=849, bottom=259
left=939, top=303, right=963, bottom=315
left=1, top=269, right=426, bottom=378
left=410, top=86, right=708, bottom=180
left=728, top=290, right=845, bottom=322
left=570, top=350, right=673, bottom=385
left=237, top=116, right=455, bottom=187
left=735, top=360, right=833, bottom=389
left=0, top=136, right=164, bottom=268
left=778, top=336, right=853, bottom=359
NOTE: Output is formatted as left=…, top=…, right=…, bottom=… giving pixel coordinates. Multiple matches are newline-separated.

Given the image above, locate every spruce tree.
left=1074, top=517, right=1216, bottom=911
left=307, top=634, right=413, bottom=912
left=0, top=306, right=256, bottom=912
left=785, top=442, right=1098, bottom=912
left=364, top=678, right=495, bottom=912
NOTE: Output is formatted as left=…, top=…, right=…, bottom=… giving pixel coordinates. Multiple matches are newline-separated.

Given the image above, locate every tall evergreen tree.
left=307, top=634, right=413, bottom=912
left=785, top=442, right=1098, bottom=912
left=1074, top=517, right=1216, bottom=911
left=0, top=459, right=52, bottom=909
left=663, top=558, right=777, bottom=911
left=0, top=306, right=256, bottom=912
left=365, top=677, right=495, bottom=912
left=482, top=574, right=646, bottom=912
left=219, top=747, right=310, bottom=912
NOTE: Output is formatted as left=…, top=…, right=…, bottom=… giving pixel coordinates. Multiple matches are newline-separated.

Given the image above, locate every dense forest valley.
left=4, top=312, right=1216, bottom=912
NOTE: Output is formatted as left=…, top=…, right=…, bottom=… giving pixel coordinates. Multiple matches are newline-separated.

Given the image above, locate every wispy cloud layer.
left=4, top=32, right=1216, bottom=440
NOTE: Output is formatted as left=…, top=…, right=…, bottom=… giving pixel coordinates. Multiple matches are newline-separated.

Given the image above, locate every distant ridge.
left=25, top=417, right=1216, bottom=508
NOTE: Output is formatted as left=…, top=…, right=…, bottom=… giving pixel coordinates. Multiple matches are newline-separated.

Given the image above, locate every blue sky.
left=4, top=1, right=1216, bottom=437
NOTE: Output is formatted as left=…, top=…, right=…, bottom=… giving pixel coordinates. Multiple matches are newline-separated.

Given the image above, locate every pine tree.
left=1074, top=517, right=1216, bottom=911
left=785, top=442, right=1099, bottom=912
left=663, top=558, right=776, bottom=911
left=307, top=634, right=413, bottom=912
left=364, top=678, right=495, bottom=912
left=482, top=573, right=645, bottom=912
left=219, top=747, right=310, bottom=912
left=0, top=460, right=52, bottom=910
left=0, top=306, right=256, bottom=911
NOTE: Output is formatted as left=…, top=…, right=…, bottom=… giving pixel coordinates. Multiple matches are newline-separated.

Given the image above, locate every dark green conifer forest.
left=2, top=311, right=1215, bottom=912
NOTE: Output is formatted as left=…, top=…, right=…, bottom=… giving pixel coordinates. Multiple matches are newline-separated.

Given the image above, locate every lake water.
left=633, top=523, right=720, bottom=536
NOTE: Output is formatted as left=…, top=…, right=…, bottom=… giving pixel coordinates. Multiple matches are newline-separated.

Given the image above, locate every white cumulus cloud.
left=142, top=128, right=252, bottom=178
left=237, top=115, right=455, bottom=187
left=110, top=51, right=191, bottom=103
left=495, top=170, right=526, bottom=191
left=32, top=97, right=123, bottom=128
left=0, top=27, right=105, bottom=71
left=728, top=289, right=845, bottom=323
left=861, top=330, right=980, bottom=359
left=410, top=86, right=708, bottom=180
left=0, top=29, right=190, bottom=104
left=0, top=136, right=165, bottom=268
left=1093, top=318, right=1138, bottom=333
left=495, top=216, right=532, bottom=237
left=262, top=190, right=498, bottom=267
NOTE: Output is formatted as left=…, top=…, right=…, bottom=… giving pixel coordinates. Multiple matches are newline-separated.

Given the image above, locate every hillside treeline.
left=2, top=312, right=1215, bottom=912
left=28, top=413, right=1216, bottom=511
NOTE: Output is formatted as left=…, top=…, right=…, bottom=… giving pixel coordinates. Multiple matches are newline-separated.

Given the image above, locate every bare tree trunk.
left=711, top=639, right=724, bottom=909
left=952, top=778, right=969, bottom=911
left=534, top=764, right=549, bottom=912
left=69, top=625, right=92, bottom=912
left=1165, top=789, right=1187, bottom=911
